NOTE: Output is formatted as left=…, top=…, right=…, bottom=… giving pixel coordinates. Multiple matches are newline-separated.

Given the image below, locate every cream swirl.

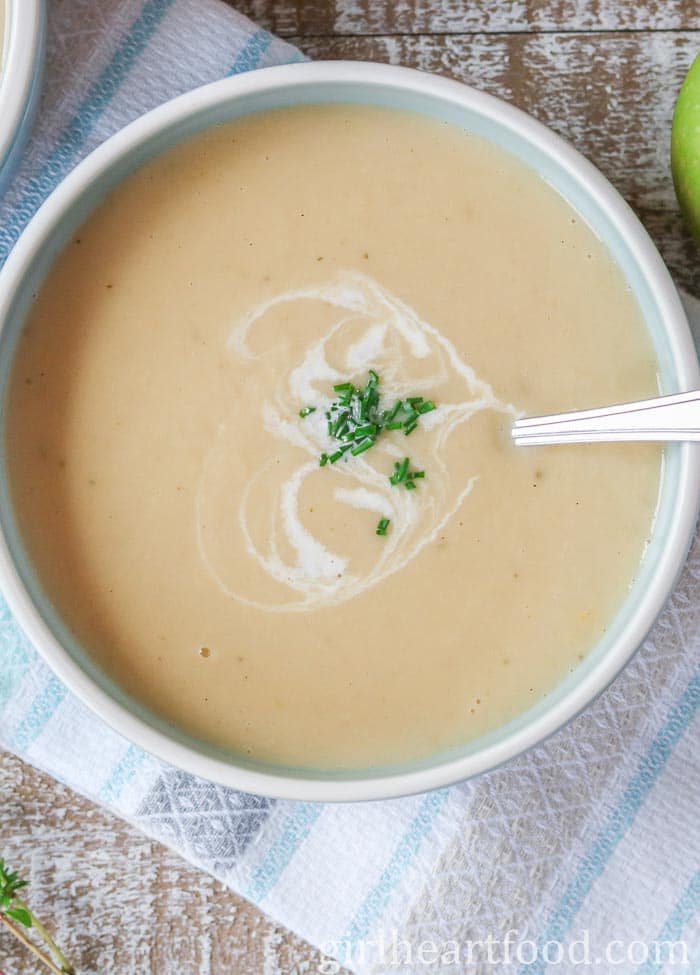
left=196, top=272, right=517, bottom=612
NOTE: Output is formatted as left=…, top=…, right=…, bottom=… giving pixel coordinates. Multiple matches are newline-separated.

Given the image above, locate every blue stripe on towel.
left=634, top=870, right=700, bottom=975
left=227, top=28, right=274, bottom=75
left=0, top=636, right=32, bottom=712
left=342, top=789, right=450, bottom=946
left=244, top=802, right=322, bottom=902
left=519, top=670, right=700, bottom=975
left=10, top=675, right=67, bottom=751
left=0, top=0, right=177, bottom=267
left=99, top=743, right=145, bottom=803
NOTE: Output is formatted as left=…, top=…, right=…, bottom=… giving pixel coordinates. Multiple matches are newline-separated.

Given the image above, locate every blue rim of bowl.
left=0, top=61, right=697, bottom=802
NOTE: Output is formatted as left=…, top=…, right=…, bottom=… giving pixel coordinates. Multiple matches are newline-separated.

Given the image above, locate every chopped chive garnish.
left=299, top=371, right=437, bottom=530
left=376, top=517, right=390, bottom=536
left=329, top=443, right=353, bottom=463
left=389, top=457, right=424, bottom=489
left=390, top=457, right=410, bottom=485
left=351, top=437, right=374, bottom=456
left=387, top=399, right=402, bottom=421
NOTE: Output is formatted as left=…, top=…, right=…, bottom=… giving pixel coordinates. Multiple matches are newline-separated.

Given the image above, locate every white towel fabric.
left=0, top=3, right=698, bottom=973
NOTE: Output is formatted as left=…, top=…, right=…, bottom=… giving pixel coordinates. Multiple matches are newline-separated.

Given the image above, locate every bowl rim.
left=1, top=59, right=698, bottom=802
left=0, top=0, right=45, bottom=187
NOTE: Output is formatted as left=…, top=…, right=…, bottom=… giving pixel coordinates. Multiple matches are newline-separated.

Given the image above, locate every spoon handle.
left=512, top=390, right=700, bottom=446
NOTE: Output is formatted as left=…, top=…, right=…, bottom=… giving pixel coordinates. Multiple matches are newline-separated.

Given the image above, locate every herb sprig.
left=300, top=370, right=437, bottom=536
left=0, top=858, right=75, bottom=974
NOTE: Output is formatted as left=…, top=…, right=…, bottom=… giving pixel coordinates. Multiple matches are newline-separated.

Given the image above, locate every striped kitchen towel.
left=1, top=3, right=699, bottom=973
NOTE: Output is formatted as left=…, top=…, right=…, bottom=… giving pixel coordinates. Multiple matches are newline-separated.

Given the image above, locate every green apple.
left=672, top=53, right=700, bottom=242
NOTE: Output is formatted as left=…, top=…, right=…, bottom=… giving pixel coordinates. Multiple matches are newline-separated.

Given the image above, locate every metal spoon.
left=512, top=389, right=700, bottom=446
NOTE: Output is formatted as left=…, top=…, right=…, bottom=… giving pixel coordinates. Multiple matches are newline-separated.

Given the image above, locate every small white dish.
left=0, top=61, right=697, bottom=801
left=0, top=0, right=45, bottom=195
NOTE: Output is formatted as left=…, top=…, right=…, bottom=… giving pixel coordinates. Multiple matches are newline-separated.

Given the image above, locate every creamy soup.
left=5, top=105, right=662, bottom=769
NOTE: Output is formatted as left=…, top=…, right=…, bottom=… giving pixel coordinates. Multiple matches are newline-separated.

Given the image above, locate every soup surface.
left=5, top=105, right=662, bottom=769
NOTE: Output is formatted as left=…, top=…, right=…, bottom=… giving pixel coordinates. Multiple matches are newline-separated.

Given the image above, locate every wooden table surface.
left=2, top=2, right=699, bottom=973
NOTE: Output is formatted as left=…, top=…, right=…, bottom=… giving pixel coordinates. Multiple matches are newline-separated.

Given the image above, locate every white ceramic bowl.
left=0, top=0, right=45, bottom=194
left=0, top=62, right=698, bottom=802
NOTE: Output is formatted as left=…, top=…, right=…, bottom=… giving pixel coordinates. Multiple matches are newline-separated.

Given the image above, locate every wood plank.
left=229, top=0, right=700, bottom=36
left=285, top=30, right=700, bottom=295
left=0, top=752, right=343, bottom=975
